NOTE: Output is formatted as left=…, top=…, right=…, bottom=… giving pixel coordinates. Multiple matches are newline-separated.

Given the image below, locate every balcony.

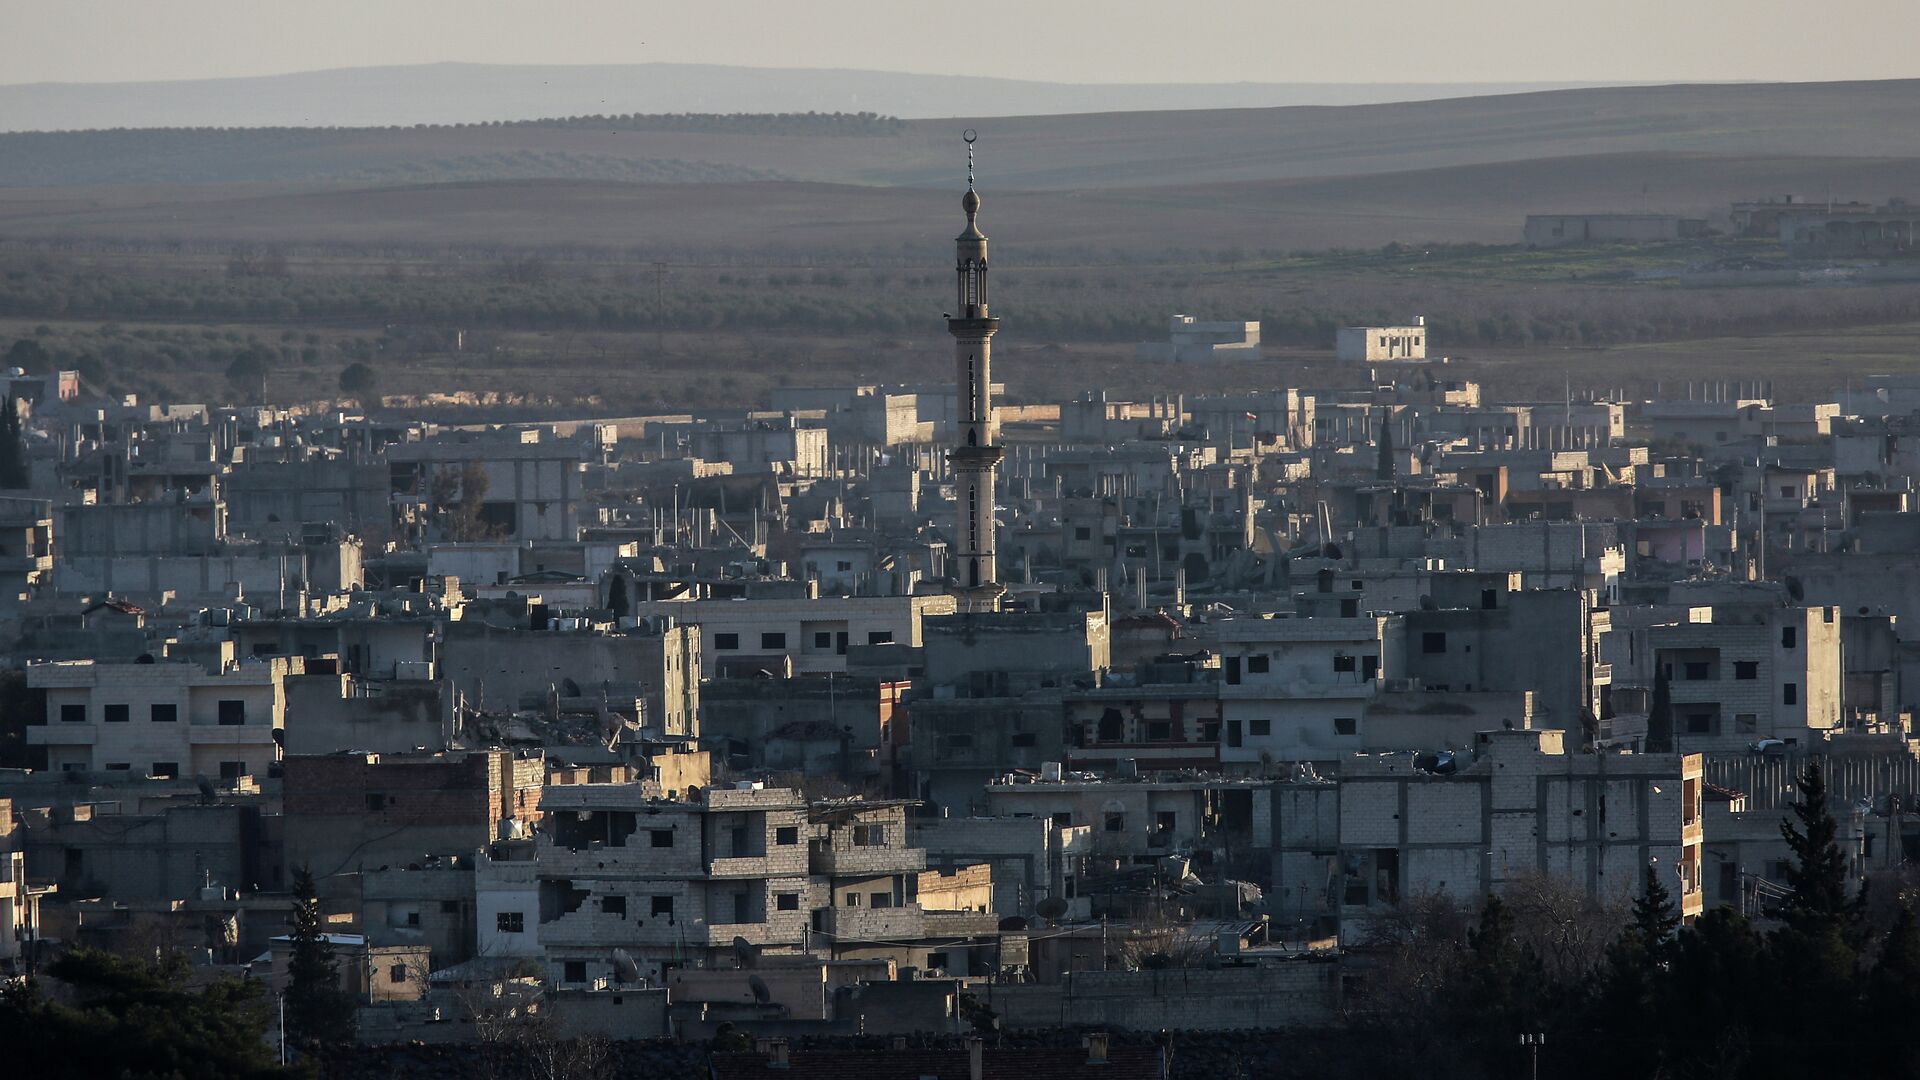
left=538, top=912, right=685, bottom=948
left=187, top=726, right=277, bottom=746
left=924, top=910, right=999, bottom=937
left=809, top=844, right=926, bottom=877
left=813, top=904, right=926, bottom=940
left=26, top=726, right=95, bottom=745
left=701, top=916, right=810, bottom=948
left=705, top=855, right=775, bottom=879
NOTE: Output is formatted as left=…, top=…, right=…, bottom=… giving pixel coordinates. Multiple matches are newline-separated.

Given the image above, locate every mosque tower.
left=947, top=131, right=1004, bottom=613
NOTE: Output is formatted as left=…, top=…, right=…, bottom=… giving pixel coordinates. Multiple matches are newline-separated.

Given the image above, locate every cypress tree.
left=0, top=393, right=27, bottom=489
left=1645, top=665, right=1673, bottom=753
left=284, top=866, right=355, bottom=1053
left=1630, top=861, right=1681, bottom=952
left=1779, top=762, right=1866, bottom=930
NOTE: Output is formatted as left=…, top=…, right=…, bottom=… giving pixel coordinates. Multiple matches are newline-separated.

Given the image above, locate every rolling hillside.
left=3, top=152, right=1916, bottom=256
left=1, top=79, right=1917, bottom=194
left=0, top=63, right=1625, bottom=131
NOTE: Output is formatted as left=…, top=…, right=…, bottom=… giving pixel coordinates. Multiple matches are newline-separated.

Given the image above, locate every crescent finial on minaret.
left=959, top=129, right=984, bottom=239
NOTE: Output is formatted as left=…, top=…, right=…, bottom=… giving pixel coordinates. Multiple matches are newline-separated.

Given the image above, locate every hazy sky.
left=7, top=0, right=1920, bottom=86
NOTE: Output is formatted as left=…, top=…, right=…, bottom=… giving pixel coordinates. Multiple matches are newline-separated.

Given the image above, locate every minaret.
left=948, top=131, right=1004, bottom=613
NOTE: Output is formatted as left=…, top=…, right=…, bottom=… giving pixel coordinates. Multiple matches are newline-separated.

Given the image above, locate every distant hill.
left=0, top=62, right=1631, bottom=132
left=4, top=79, right=1919, bottom=257
left=1, top=79, right=1916, bottom=194
left=7, top=152, right=1917, bottom=256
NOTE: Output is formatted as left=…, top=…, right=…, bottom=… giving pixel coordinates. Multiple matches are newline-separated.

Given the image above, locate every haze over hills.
left=1, top=79, right=1915, bottom=194
left=2, top=78, right=1918, bottom=256
left=0, top=62, right=1634, bottom=132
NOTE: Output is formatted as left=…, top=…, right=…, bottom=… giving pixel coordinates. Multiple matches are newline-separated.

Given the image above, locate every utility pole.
left=1520, top=1032, right=1545, bottom=1080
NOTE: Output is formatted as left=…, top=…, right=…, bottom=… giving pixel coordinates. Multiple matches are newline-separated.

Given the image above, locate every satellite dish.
left=1036, top=897, right=1069, bottom=920
left=733, top=935, right=758, bottom=969
left=611, top=948, right=641, bottom=984
left=997, top=915, right=1029, bottom=932
left=748, top=974, right=771, bottom=1004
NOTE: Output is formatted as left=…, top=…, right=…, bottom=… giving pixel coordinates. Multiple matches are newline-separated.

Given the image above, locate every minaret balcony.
left=946, top=315, right=999, bottom=335
left=950, top=445, right=1004, bottom=467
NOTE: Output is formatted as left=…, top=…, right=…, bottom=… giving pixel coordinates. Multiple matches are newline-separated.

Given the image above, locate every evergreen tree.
left=1457, top=895, right=1547, bottom=1070
left=1630, top=861, right=1681, bottom=951
left=1868, top=904, right=1920, bottom=1074
left=0, top=947, right=293, bottom=1079
left=1376, top=415, right=1395, bottom=481
left=225, top=352, right=269, bottom=403
left=284, top=866, right=355, bottom=1053
left=607, top=575, right=630, bottom=620
left=1594, top=868, right=1682, bottom=1079
left=1645, top=665, right=1673, bottom=753
left=1779, top=762, right=1861, bottom=929
left=337, top=361, right=378, bottom=401
left=0, top=393, right=26, bottom=489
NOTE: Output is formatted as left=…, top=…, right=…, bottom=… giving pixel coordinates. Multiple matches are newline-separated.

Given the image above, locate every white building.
left=1336, top=321, right=1428, bottom=363
left=1273, top=729, right=1705, bottom=936
left=1215, top=616, right=1401, bottom=766
left=27, top=652, right=295, bottom=779
left=1137, top=316, right=1262, bottom=363
left=628, top=593, right=955, bottom=676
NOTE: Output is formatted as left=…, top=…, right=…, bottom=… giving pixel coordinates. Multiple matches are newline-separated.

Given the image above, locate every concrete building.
left=984, top=772, right=1272, bottom=865
left=1336, top=322, right=1427, bottom=364
left=282, top=670, right=456, bottom=756
left=1273, top=729, right=1705, bottom=937
left=388, top=428, right=590, bottom=542
left=1214, top=616, right=1401, bottom=767
left=922, top=608, right=1112, bottom=695
left=628, top=593, right=951, bottom=678
left=282, top=750, right=543, bottom=885
left=1136, top=315, right=1262, bottom=363
left=27, top=653, right=296, bottom=779
left=440, top=616, right=701, bottom=737
left=23, top=800, right=273, bottom=903
left=0, top=798, right=53, bottom=974
left=527, top=782, right=817, bottom=984
left=225, top=459, right=390, bottom=542
left=0, top=495, right=53, bottom=605
left=1637, top=605, right=1844, bottom=752
left=1781, top=199, right=1920, bottom=257
left=60, top=497, right=227, bottom=557
left=1523, top=213, right=1707, bottom=247
left=910, top=815, right=1093, bottom=922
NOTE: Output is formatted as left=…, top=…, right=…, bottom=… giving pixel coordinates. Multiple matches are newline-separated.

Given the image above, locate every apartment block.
left=27, top=654, right=296, bottom=780
left=1273, top=729, right=1705, bottom=937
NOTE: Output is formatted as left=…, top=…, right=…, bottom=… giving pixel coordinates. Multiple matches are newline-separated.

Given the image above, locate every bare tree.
left=1498, top=870, right=1629, bottom=981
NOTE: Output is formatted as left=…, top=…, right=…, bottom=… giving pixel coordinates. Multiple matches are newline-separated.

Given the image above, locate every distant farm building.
left=1779, top=199, right=1920, bottom=257
left=1729, top=195, right=1872, bottom=238
left=1136, top=315, right=1261, bottom=363
left=1523, top=213, right=1707, bottom=247
left=1336, top=320, right=1427, bottom=364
